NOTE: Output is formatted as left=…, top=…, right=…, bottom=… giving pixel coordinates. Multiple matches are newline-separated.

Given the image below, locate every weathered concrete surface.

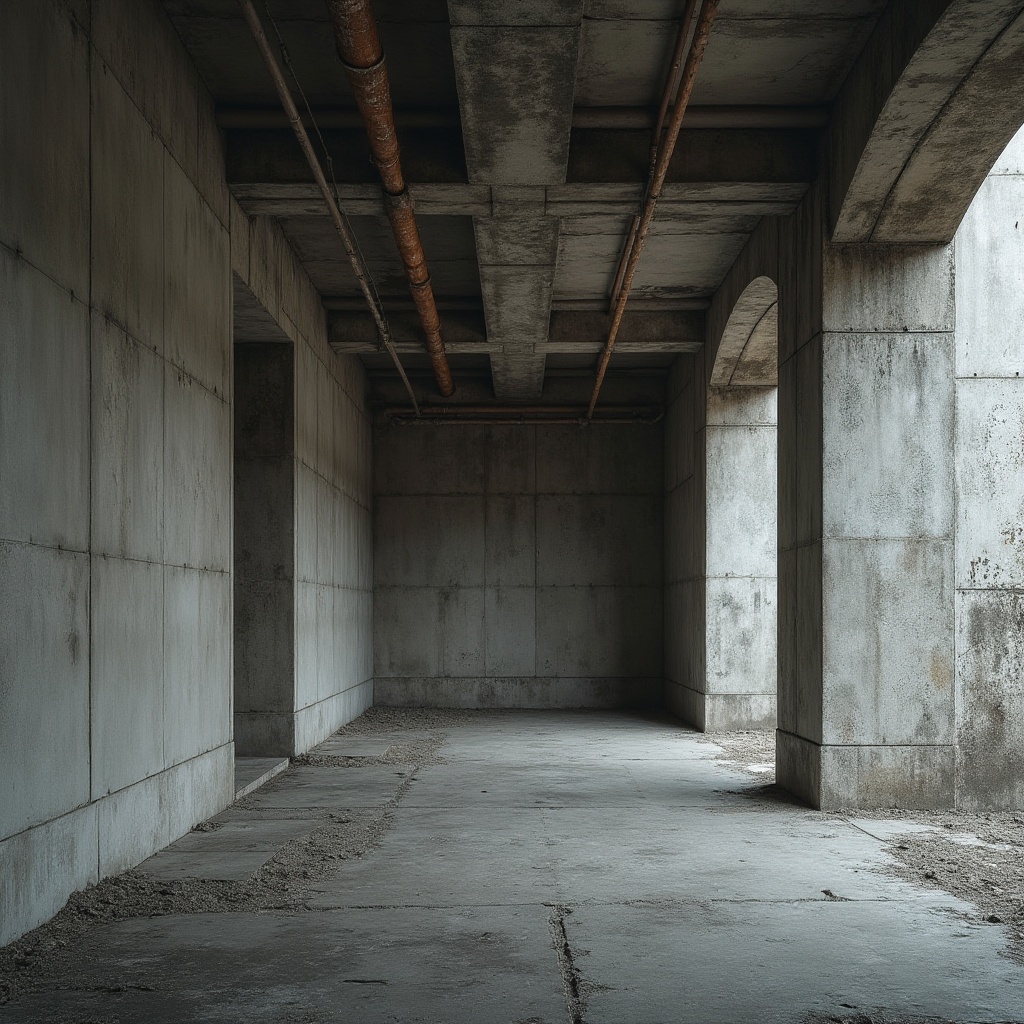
left=1, top=0, right=379, bottom=947
left=953, top=134, right=1024, bottom=809
left=5, top=712, right=1024, bottom=1022
left=234, top=328, right=374, bottom=757
left=768, top=135, right=1024, bottom=809
left=234, top=342, right=296, bottom=754
left=374, top=423, right=662, bottom=707
left=770, top=185, right=959, bottom=808
left=664, top=351, right=778, bottom=731
left=450, top=2, right=581, bottom=397
left=233, top=757, right=289, bottom=799
left=708, top=276, right=779, bottom=387
left=0, top=0, right=237, bottom=946
left=830, top=0, right=1024, bottom=243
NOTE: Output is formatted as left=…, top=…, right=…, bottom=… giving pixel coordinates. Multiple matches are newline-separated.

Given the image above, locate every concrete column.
left=777, top=187, right=956, bottom=808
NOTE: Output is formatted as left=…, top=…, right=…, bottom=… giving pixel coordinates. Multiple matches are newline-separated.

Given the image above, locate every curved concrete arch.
left=831, top=0, right=1024, bottom=244
left=710, top=276, right=778, bottom=388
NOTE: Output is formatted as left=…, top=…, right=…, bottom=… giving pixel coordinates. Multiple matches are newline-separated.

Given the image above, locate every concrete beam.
left=447, top=4, right=585, bottom=399
left=830, top=0, right=1024, bottom=243
left=448, top=4, right=582, bottom=186
left=215, top=104, right=831, bottom=132
left=224, top=126, right=816, bottom=195
left=224, top=126, right=468, bottom=189
left=229, top=181, right=809, bottom=220
left=328, top=308, right=703, bottom=355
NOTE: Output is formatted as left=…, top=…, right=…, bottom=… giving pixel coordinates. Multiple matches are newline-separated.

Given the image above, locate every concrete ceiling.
left=164, top=0, right=886, bottom=401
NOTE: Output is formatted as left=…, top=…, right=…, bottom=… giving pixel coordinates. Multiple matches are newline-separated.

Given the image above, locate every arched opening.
left=704, top=278, right=778, bottom=732
left=664, top=276, right=778, bottom=735
left=830, top=2, right=1024, bottom=244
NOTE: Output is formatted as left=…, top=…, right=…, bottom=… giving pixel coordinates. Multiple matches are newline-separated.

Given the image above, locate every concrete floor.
left=6, top=711, right=1024, bottom=1023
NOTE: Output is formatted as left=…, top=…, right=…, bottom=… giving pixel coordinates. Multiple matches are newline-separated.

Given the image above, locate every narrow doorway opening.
left=232, top=277, right=295, bottom=787
left=705, top=278, right=778, bottom=765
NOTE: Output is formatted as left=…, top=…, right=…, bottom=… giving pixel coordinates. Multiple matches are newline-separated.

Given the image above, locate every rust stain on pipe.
left=236, top=0, right=420, bottom=416
left=650, top=0, right=699, bottom=170
left=588, top=0, right=719, bottom=419
left=325, top=0, right=455, bottom=398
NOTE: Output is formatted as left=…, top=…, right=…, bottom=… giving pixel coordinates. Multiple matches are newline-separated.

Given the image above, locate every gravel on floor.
left=848, top=807, right=1024, bottom=966
left=0, top=714, right=447, bottom=1006
left=698, top=729, right=777, bottom=782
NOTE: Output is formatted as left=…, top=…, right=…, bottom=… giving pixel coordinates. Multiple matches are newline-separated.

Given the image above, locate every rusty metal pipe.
left=236, top=0, right=420, bottom=416
left=608, top=213, right=639, bottom=314
left=588, top=0, right=719, bottom=419
left=605, top=3, right=694, bottom=316
left=324, top=0, right=455, bottom=398
left=650, top=0, right=700, bottom=169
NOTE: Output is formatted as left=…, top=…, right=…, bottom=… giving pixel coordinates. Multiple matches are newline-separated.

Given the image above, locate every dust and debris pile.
left=862, top=807, right=1024, bottom=965
left=698, top=729, right=777, bottom=782
left=0, top=709, right=447, bottom=1007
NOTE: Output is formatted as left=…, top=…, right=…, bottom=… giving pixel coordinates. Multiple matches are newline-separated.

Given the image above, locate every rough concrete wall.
left=374, top=424, right=663, bottom=708
left=953, top=126, right=1024, bottom=809
left=292, top=337, right=374, bottom=750
left=0, top=0, right=234, bottom=944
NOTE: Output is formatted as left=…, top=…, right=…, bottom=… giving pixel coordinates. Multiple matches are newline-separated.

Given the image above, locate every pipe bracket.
left=384, top=189, right=414, bottom=212
left=341, top=53, right=387, bottom=77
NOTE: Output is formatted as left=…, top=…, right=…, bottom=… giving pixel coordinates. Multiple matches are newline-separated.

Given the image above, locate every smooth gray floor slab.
left=567, top=899, right=1024, bottom=1024
left=137, top=850, right=275, bottom=881
left=437, top=734, right=714, bottom=764
left=162, top=818, right=319, bottom=853
left=5, top=710, right=1023, bottom=1023
left=3, top=908, right=566, bottom=1024
left=401, top=759, right=738, bottom=809
left=234, top=757, right=289, bottom=799
left=544, top=807, right=927, bottom=904
left=309, top=807, right=557, bottom=907
left=435, top=715, right=709, bottom=764
left=243, top=765, right=405, bottom=809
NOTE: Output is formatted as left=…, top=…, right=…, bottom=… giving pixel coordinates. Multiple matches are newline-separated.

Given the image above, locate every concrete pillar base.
left=776, top=730, right=955, bottom=810
left=666, top=681, right=777, bottom=732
